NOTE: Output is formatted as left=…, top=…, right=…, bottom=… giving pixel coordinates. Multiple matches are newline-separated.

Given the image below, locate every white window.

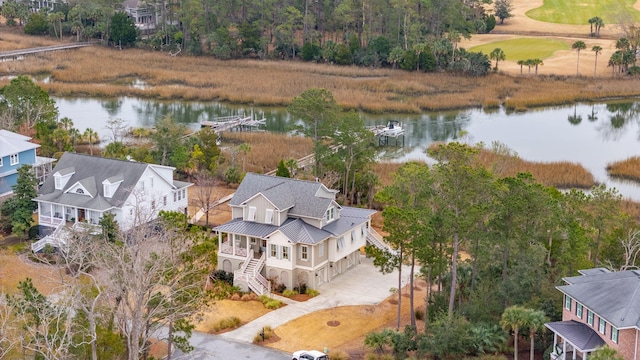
left=55, top=176, right=62, bottom=190
left=300, top=245, right=308, bottom=260
left=182, top=189, right=186, bottom=198
left=564, top=295, right=572, bottom=311
left=351, top=230, right=356, bottom=243
left=250, top=237, right=256, bottom=245
left=150, top=178, right=154, bottom=188
left=76, top=188, right=84, bottom=194
left=270, top=244, right=277, bottom=258
left=265, top=208, right=274, bottom=224
left=319, top=243, right=324, bottom=257
left=152, top=200, right=156, bottom=209
left=9, top=153, right=18, bottom=166
left=130, top=208, right=134, bottom=216
left=598, top=318, right=606, bottom=335
left=611, top=327, right=619, bottom=343
left=177, top=190, right=182, bottom=201
left=282, top=246, right=289, bottom=260
left=576, top=303, right=583, bottom=319
left=247, top=206, right=256, bottom=221
left=325, top=207, right=335, bottom=222
left=361, top=224, right=366, bottom=236
left=163, top=196, right=167, bottom=206
left=104, top=184, right=112, bottom=197
left=587, top=310, right=594, bottom=326
left=337, top=237, right=345, bottom=251
left=173, top=192, right=177, bottom=202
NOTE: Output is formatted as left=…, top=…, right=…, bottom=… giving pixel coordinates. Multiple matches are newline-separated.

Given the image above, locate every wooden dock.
left=0, top=43, right=95, bottom=61
left=201, top=115, right=266, bottom=133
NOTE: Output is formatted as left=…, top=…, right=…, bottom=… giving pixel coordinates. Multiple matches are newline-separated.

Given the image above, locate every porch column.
left=232, top=234, right=236, bottom=255
left=553, top=333, right=557, bottom=352
left=218, top=232, right=221, bottom=250
left=572, top=346, right=576, bottom=360
left=584, top=351, right=587, bottom=360
left=563, top=341, right=566, bottom=360
left=74, top=208, right=78, bottom=224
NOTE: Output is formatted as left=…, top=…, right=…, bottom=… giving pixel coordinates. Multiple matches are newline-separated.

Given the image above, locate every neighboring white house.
left=214, top=173, right=387, bottom=295
left=32, top=152, right=191, bottom=251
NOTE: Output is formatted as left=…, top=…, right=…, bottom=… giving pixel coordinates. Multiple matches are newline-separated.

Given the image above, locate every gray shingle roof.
left=545, top=321, right=605, bottom=352
left=558, top=269, right=640, bottom=329
left=279, top=219, right=331, bottom=244
left=230, top=173, right=334, bottom=219
left=34, top=153, right=181, bottom=211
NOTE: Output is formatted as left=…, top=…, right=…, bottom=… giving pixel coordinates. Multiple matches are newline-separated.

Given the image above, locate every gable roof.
left=0, top=129, right=39, bottom=158
left=558, top=269, right=640, bottom=329
left=230, top=173, right=336, bottom=219
left=34, top=153, right=165, bottom=210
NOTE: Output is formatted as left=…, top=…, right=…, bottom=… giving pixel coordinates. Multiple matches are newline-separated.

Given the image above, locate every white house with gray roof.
left=214, top=173, right=384, bottom=295
left=32, top=153, right=191, bottom=250
left=547, top=268, right=640, bottom=360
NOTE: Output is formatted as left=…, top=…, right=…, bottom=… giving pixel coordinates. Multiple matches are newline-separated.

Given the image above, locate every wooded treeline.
left=1, top=0, right=497, bottom=74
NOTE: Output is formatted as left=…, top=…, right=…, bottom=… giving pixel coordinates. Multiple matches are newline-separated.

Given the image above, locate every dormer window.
left=265, top=209, right=273, bottom=224
left=247, top=206, right=256, bottom=221
left=55, top=176, right=62, bottom=189
left=325, top=207, right=335, bottom=222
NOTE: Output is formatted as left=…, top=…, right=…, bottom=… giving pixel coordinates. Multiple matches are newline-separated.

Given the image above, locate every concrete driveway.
left=220, top=255, right=416, bottom=343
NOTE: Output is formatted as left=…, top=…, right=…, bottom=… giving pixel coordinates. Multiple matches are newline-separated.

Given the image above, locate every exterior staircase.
left=366, top=227, right=397, bottom=255
left=234, top=252, right=271, bottom=295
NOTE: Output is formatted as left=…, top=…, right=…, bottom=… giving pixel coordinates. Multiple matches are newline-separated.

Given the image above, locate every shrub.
left=415, top=309, right=425, bottom=321
left=241, top=294, right=252, bottom=301
left=274, top=283, right=287, bottom=293
left=265, top=300, right=283, bottom=309
left=212, top=316, right=241, bottom=332
left=306, top=288, right=320, bottom=297
left=230, top=293, right=241, bottom=301
left=294, top=283, right=308, bottom=294
left=282, top=289, right=297, bottom=298
left=253, top=325, right=273, bottom=343
left=210, top=270, right=234, bottom=285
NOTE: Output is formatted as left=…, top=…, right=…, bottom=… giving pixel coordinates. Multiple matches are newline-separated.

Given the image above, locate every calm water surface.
left=54, top=97, right=640, bottom=200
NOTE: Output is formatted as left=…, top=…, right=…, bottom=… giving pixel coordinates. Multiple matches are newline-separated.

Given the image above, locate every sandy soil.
left=460, top=0, right=636, bottom=76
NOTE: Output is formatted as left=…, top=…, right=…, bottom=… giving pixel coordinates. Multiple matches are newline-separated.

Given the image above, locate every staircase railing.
left=233, top=250, right=253, bottom=284
left=247, top=253, right=270, bottom=295
left=367, top=227, right=397, bottom=255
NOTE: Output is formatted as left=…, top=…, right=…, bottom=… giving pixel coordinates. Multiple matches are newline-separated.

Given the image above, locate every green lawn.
left=468, top=38, right=569, bottom=61
left=525, top=0, right=640, bottom=25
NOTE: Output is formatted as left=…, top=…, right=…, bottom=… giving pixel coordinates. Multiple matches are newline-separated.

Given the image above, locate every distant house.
left=546, top=268, right=640, bottom=360
left=32, top=152, right=191, bottom=251
left=0, top=129, right=54, bottom=197
left=123, top=0, right=156, bottom=32
left=214, top=173, right=388, bottom=295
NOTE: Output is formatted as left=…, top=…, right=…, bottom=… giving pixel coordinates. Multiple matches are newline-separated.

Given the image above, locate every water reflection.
left=54, top=96, right=640, bottom=199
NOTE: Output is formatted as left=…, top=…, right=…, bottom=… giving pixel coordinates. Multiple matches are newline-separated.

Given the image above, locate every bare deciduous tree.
left=193, top=173, right=222, bottom=226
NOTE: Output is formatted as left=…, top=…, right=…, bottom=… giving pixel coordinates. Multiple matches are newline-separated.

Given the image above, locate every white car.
left=292, top=350, right=328, bottom=360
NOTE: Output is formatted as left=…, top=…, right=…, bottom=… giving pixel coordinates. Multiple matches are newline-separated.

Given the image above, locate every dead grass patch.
left=194, top=299, right=271, bottom=334
left=265, top=285, right=426, bottom=355
left=0, top=252, right=66, bottom=295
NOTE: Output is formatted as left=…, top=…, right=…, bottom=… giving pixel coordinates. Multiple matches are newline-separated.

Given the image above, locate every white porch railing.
left=38, top=214, right=64, bottom=227
left=221, top=241, right=248, bottom=257
left=367, top=227, right=397, bottom=255
left=31, top=224, right=67, bottom=253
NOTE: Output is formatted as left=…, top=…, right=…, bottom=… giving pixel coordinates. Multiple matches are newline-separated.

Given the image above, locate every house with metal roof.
left=0, top=129, right=54, bottom=196
left=32, top=152, right=191, bottom=251
left=214, top=173, right=386, bottom=295
left=546, top=268, right=640, bottom=360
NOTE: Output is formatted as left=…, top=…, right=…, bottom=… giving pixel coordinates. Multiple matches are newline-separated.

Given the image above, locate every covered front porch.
left=215, top=219, right=278, bottom=260
left=38, top=202, right=102, bottom=228
left=545, top=321, right=605, bottom=360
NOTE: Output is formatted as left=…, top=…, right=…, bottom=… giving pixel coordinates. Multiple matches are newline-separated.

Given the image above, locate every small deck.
left=201, top=115, right=266, bottom=133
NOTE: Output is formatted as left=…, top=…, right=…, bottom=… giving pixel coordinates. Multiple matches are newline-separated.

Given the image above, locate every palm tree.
left=531, top=58, right=543, bottom=75
left=71, top=21, right=83, bottom=42
left=490, top=48, right=506, bottom=71
left=594, top=17, right=604, bottom=37
left=592, top=45, right=602, bottom=78
left=501, top=305, right=529, bottom=360
left=83, top=128, right=98, bottom=155
left=285, top=158, right=298, bottom=178
left=588, top=17, right=596, bottom=36
left=572, top=41, right=587, bottom=77
left=525, top=59, right=534, bottom=76
left=517, top=59, right=525, bottom=74
left=525, top=309, right=548, bottom=360
left=238, top=143, right=251, bottom=172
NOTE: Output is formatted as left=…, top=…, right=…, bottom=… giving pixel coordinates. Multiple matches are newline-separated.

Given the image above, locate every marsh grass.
left=607, top=156, right=640, bottom=182
left=221, top=132, right=312, bottom=173
left=2, top=35, right=640, bottom=112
